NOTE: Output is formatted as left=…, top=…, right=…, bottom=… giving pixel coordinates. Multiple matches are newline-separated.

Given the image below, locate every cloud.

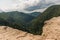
left=0, top=0, right=60, bottom=12
left=25, top=0, right=60, bottom=12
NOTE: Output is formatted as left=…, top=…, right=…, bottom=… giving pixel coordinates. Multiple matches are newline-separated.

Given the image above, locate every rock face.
left=42, top=17, right=60, bottom=40
left=0, top=16, right=60, bottom=40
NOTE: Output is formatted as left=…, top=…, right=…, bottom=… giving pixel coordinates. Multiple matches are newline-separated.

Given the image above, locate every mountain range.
left=0, top=11, right=41, bottom=31
left=0, top=5, right=60, bottom=35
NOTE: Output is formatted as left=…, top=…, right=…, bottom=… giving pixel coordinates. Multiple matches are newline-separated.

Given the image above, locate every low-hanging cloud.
left=0, top=0, right=60, bottom=12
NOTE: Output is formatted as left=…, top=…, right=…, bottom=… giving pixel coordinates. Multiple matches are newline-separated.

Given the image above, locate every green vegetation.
left=27, top=5, right=60, bottom=35
left=0, top=5, right=60, bottom=35
left=0, top=11, right=35, bottom=31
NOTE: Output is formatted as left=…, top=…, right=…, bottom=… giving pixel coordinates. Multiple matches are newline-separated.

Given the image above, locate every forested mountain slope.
left=0, top=11, right=35, bottom=31
left=27, top=5, right=60, bottom=35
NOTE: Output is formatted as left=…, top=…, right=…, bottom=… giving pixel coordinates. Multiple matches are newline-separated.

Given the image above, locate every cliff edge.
left=0, top=16, right=60, bottom=40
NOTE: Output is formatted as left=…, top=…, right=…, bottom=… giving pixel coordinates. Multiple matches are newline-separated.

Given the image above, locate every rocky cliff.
left=42, top=16, right=60, bottom=40
left=0, top=16, right=60, bottom=40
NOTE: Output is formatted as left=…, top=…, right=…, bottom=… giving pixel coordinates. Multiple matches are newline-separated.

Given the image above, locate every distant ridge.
left=28, top=12, right=41, bottom=17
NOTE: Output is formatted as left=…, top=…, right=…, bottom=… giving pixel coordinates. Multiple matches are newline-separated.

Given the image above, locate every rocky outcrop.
left=0, top=16, right=60, bottom=40
left=0, top=26, right=42, bottom=40
left=42, top=17, right=60, bottom=40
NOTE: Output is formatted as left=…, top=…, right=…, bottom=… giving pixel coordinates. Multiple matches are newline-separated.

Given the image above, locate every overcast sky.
left=0, top=0, right=60, bottom=13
